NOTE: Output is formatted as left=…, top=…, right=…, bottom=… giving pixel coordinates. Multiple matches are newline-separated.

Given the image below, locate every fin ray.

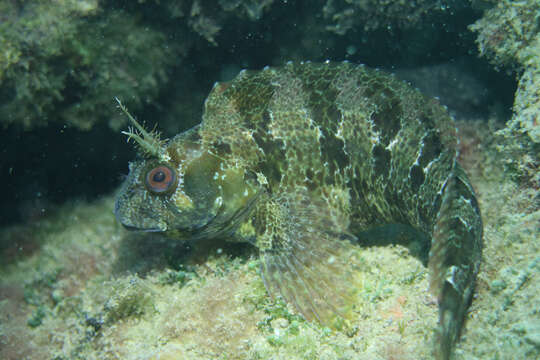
left=258, top=191, right=359, bottom=326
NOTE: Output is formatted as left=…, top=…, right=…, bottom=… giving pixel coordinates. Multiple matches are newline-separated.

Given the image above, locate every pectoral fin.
left=256, top=191, right=358, bottom=327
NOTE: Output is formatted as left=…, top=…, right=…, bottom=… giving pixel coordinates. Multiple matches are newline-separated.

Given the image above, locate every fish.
left=114, top=61, right=483, bottom=359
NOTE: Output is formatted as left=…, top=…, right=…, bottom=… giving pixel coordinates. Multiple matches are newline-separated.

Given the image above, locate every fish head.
left=114, top=138, right=222, bottom=236
left=114, top=99, right=259, bottom=239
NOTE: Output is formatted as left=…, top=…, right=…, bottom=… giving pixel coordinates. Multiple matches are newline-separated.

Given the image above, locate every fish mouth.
left=114, top=198, right=168, bottom=233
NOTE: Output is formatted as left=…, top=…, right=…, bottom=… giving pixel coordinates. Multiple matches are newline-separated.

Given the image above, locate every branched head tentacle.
left=115, top=97, right=166, bottom=159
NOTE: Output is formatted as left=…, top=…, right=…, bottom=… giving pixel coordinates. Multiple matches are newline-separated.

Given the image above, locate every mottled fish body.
left=115, top=62, right=483, bottom=359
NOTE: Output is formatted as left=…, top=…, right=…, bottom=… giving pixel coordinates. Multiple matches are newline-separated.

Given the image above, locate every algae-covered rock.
left=0, top=0, right=483, bottom=131
left=322, top=0, right=471, bottom=33
left=470, top=0, right=539, bottom=186
left=0, top=1, right=180, bottom=130
left=0, top=195, right=439, bottom=359
left=0, top=0, right=279, bottom=130
left=469, top=0, right=539, bottom=69
left=137, top=0, right=275, bottom=44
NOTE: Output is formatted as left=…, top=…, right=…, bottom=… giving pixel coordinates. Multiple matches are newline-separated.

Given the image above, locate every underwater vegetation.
left=0, top=0, right=491, bottom=131
left=0, top=0, right=278, bottom=131
left=470, top=0, right=540, bottom=188
left=0, top=0, right=538, bottom=359
left=0, top=1, right=179, bottom=130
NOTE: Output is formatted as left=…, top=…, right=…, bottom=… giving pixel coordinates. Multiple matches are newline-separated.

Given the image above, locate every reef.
left=322, top=0, right=468, bottom=33
left=470, top=0, right=540, bottom=186
left=0, top=1, right=180, bottom=130
left=0, top=0, right=485, bottom=131
left=0, top=0, right=279, bottom=131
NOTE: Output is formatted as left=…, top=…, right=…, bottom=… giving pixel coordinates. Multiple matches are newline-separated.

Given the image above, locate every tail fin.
left=429, top=164, right=483, bottom=359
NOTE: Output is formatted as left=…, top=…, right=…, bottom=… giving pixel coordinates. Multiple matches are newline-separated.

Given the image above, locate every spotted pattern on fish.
left=114, top=62, right=483, bottom=359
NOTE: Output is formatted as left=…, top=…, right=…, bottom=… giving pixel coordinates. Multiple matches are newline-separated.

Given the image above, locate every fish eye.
left=145, top=165, right=177, bottom=194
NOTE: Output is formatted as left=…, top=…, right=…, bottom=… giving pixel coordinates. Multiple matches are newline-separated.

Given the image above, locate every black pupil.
left=152, top=170, right=166, bottom=183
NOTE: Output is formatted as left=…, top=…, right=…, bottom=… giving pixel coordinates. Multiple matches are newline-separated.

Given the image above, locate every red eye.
left=145, top=165, right=176, bottom=194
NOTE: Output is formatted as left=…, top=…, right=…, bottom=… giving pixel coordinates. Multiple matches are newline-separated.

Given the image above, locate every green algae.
left=322, top=0, right=466, bottom=34
left=0, top=0, right=278, bottom=130
left=470, top=0, right=540, bottom=186
left=0, top=0, right=483, bottom=132
left=0, top=1, right=178, bottom=130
